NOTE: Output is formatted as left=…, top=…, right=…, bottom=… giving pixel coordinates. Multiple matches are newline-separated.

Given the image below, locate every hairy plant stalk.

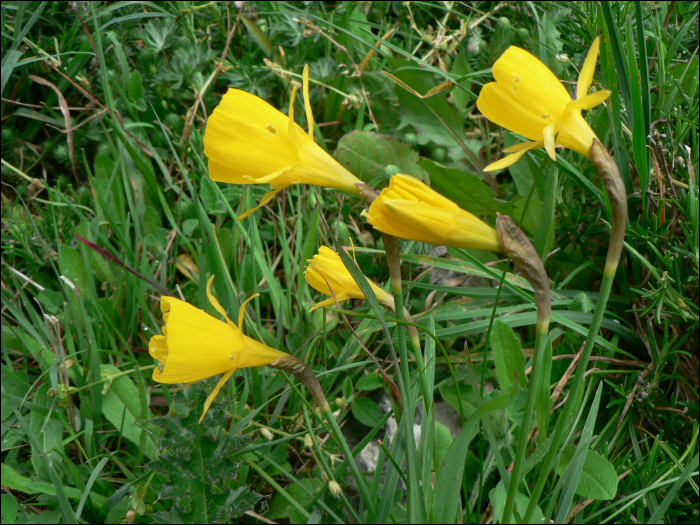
left=523, top=140, right=628, bottom=523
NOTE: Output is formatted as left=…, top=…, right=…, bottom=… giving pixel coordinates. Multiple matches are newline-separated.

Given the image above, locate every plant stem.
left=502, top=328, right=548, bottom=523
left=523, top=140, right=627, bottom=523
left=522, top=271, right=615, bottom=523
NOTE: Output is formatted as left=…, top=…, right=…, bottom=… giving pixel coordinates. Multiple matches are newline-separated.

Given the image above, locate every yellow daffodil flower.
left=362, top=174, right=502, bottom=252
left=149, top=276, right=287, bottom=421
left=477, top=37, right=610, bottom=171
left=203, top=65, right=362, bottom=219
left=305, top=246, right=395, bottom=312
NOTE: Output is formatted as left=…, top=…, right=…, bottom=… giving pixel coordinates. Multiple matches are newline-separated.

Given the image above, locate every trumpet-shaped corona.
left=477, top=37, right=610, bottom=171
left=149, top=276, right=288, bottom=421
left=305, top=246, right=395, bottom=312
left=203, top=65, right=362, bottom=219
left=362, top=174, right=502, bottom=252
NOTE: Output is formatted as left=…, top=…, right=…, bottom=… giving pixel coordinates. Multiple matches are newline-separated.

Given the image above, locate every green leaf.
left=1, top=463, right=31, bottom=494
left=1, top=494, right=19, bottom=524
left=356, top=373, right=386, bottom=392
left=450, top=52, right=472, bottom=111
left=335, top=130, right=429, bottom=184
left=92, top=153, right=125, bottom=223
left=490, top=320, right=527, bottom=394
left=29, top=384, right=64, bottom=482
left=58, top=244, right=90, bottom=291
left=438, top=380, right=478, bottom=420
left=489, top=480, right=545, bottom=524
left=532, top=167, right=557, bottom=260
left=435, top=392, right=510, bottom=523
left=267, top=478, right=315, bottom=521
left=128, top=70, right=146, bottom=111
left=419, top=160, right=508, bottom=219
left=435, top=422, right=453, bottom=465
left=569, top=292, right=593, bottom=313
left=146, top=381, right=260, bottom=523
left=352, top=397, right=384, bottom=427
left=100, top=365, right=156, bottom=459
left=555, top=445, right=618, bottom=500
left=389, top=60, right=469, bottom=160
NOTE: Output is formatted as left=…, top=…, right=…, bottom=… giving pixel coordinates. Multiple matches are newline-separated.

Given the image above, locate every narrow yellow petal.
left=199, top=369, right=235, bottom=423
left=303, top=64, right=314, bottom=140
left=543, top=123, right=557, bottom=161
left=484, top=141, right=544, bottom=172
left=238, top=293, right=260, bottom=334
left=566, top=90, right=610, bottom=112
left=237, top=185, right=290, bottom=221
left=206, top=275, right=235, bottom=327
left=309, top=291, right=353, bottom=312
left=288, top=85, right=297, bottom=135
left=577, top=36, right=601, bottom=99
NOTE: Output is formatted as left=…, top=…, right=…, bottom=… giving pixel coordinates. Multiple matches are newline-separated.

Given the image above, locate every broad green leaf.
left=490, top=320, right=527, bottom=393
left=92, top=152, right=125, bottom=223
left=435, top=392, right=510, bottom=523
left=435, top=422, right=453, bottom=465
left=100, top=365, right=155, bottom=459
left=438, top=380, right=478, bottom=421
left=1, top=494, right=19, bottom=524
left=267, top=478, right=315, bottom=521
left=450, top=51, right=472, bottom=110
left=389, top=59, right=469, bottom=161
left=356, top=373, right=386, bottom=392
left=352, top=397, right=384, bottom=427
left=335, top=130, right=429, bottom=184
left=58, top=244, right=90, bottom=291
left=420, top=160, right=509, bottom=219
left=489, top=480, right=545, bottom=524
left=556, top=445, right=618, bottom=500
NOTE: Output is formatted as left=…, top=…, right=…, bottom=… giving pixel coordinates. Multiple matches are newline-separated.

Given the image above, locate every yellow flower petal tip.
left=203, top=66, right=362, bottom=218
left=363, top=174, right=501, bottom=252
left=477, top=38, right=607, bottom=169
left=149, top=286, right=288, bottom=421
left=305, top=246, right=395, bottom=312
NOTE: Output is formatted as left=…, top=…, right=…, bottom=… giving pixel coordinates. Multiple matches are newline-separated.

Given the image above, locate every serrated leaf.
left=355, top=373, right=385, bottom=391
left=146, top=381, right=260, bottom=523
left=351, top=397, right=384, bottom=427
left=490, top=320, right=527, bottom=394
left=556, top=445, right=618, bottom=500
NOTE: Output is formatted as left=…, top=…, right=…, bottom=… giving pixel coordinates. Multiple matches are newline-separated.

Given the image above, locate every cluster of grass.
left=1, top=1, right=698, bottom=523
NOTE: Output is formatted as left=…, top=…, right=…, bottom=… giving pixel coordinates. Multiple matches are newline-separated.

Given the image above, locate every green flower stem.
left=523, top=140, right=627, bottom=523
left=502, top=326, right=549, bottom=524
left=323, top=407, right=377, bottom=520
left=404, top=309, right=433, bottom=416
left=383, top=233, right=411, bottom=392
left=522, top=270, right=615, bottom=523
